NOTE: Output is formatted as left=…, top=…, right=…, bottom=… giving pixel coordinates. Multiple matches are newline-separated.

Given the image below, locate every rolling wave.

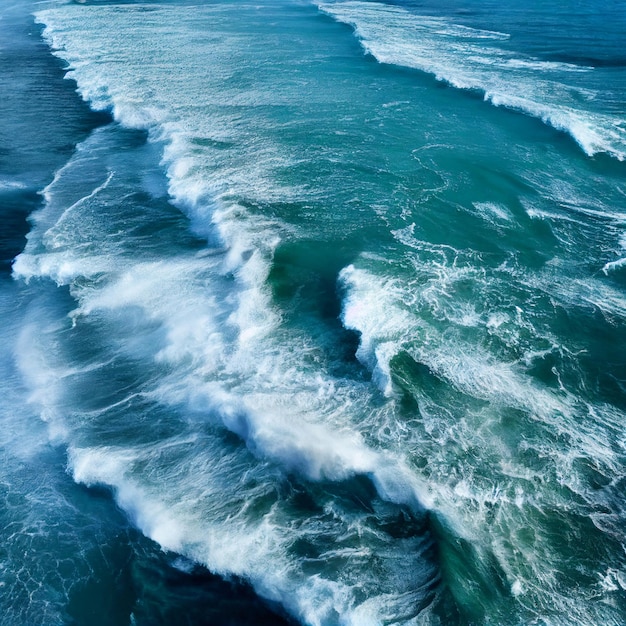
left=318, top=1, right=626, bottom=160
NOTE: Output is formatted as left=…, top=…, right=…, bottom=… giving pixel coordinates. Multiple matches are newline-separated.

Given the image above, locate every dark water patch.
left=0, top=442, right=134, bottom=626
left=0, top=12, right=111, bottom=184
left=269, top=238, right=364, bottom=371
left=125, top=543, right=296, bottom=626
left=388, top=0, right=626, bottom=62
left=283, top=472, right=447, bottom=618
left=270, top=238, right=357, bottom=317
left=3, top=472, right=296, bottom=626
left=429, top=513, right=517, bottom=626
left=0, top=188, right=40, bottom=274
left=547, top=298, right=626, bottom=410
left=545, top=53, right=626, bottom=69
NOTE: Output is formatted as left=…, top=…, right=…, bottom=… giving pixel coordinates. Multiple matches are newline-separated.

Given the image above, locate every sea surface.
left=1, top=0, right=625, bottom=624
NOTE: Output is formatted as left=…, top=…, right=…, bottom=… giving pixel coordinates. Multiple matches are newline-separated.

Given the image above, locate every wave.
left=318, top=1, right=626, bottom=160
left=15, top=119, right=445, bottom=625
left=20, top=6, right=451, bottom=624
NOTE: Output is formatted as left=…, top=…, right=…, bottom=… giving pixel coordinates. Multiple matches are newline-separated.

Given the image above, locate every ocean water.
left=1, top=0, right=625, bottom=624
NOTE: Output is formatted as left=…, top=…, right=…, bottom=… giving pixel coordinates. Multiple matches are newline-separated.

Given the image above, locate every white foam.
left=602, top=256, right=626, bottom=274
left=501, top=58, right=592, bottom=72
left=528, top=264, right=626, bottom=318
left=71, top=446, right=188, bottom=552
left=339, top=260, right=623, bottom=506
left=45, top=170, right=114, bottom=249
left=0, top=179, right=27, bottom=191
left=13, top=251, right=110, bottom=286
left=17, top=245, right=436, bottom=624
left=472, top=201, right=514, bottom=225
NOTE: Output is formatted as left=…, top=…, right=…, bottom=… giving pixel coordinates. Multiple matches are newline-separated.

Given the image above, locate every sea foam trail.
left=318, top=1, right=626, bottom=160
left=19, top=5, right=448, bottom=624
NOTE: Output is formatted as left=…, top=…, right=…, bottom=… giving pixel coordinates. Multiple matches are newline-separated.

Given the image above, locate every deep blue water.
left=1, top=0, right=625, bottom=624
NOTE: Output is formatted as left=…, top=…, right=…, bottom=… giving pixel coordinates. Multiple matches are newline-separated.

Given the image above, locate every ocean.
left=1, top=0, right=625, bottom=624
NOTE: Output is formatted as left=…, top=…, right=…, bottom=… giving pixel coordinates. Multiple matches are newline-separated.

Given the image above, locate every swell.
left=336, top=248, right=626, bottom=624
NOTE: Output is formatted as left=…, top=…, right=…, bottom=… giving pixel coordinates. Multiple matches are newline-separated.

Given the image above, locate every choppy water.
left=2, top=0, right=626, bottom=624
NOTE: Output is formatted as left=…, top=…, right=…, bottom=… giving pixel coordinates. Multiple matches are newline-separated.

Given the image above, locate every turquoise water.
left=2, top=0, right=626, bottom=624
